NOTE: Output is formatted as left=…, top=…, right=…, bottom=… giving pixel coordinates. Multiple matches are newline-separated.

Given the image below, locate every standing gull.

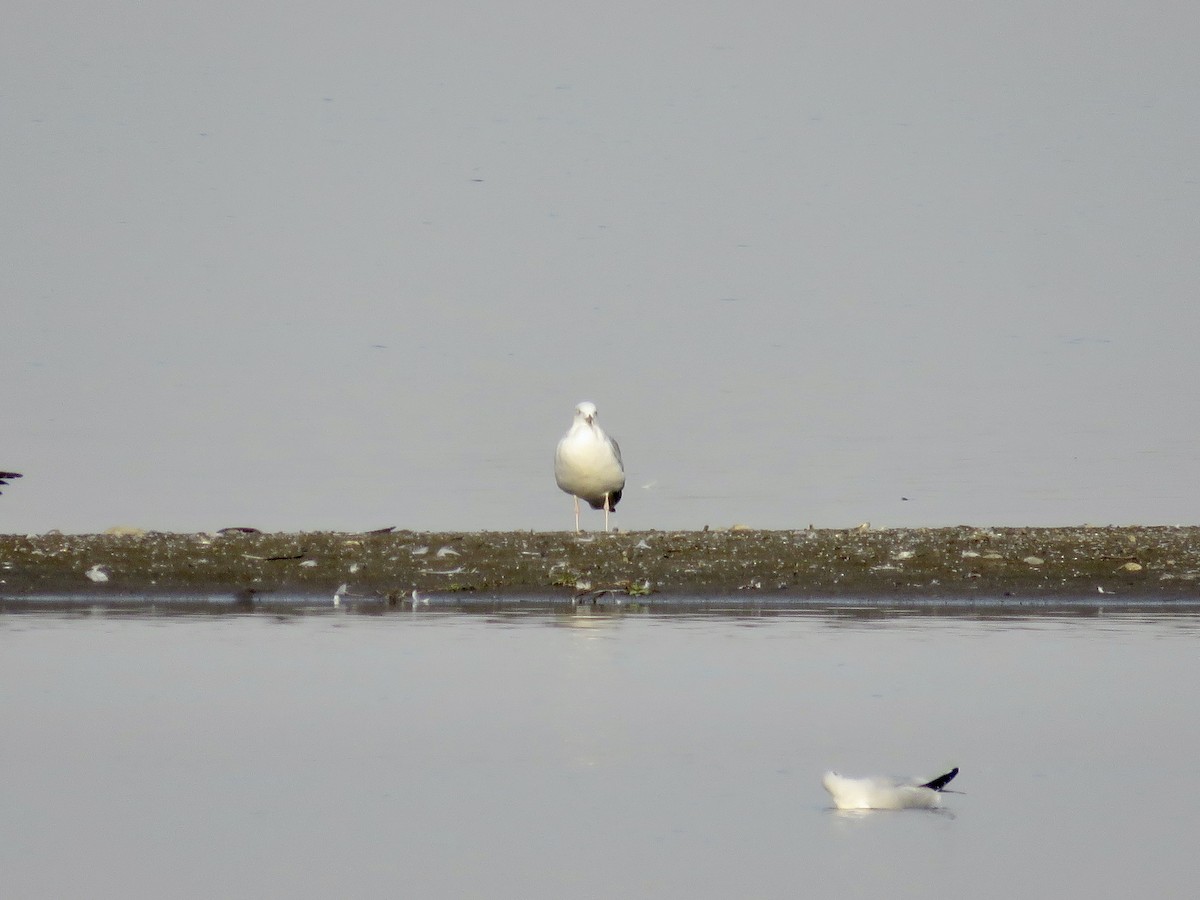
left=554, top=402, right=625, bottom=533
left=822, top=767, right=959, bottom=810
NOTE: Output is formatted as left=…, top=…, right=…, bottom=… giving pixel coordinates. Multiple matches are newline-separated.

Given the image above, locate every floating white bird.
left=554, top=401, right=625, bottom=533
left=822, top=767, right=959, bottom=810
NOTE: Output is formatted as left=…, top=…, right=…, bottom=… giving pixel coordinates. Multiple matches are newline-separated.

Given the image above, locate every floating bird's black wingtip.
left=922, top=767, right=959, bottom=792
left=0, top=471, right=22, bottom=493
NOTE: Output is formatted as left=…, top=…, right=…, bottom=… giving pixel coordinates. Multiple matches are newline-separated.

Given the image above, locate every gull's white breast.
left=555, top=429, right=624, bottom=499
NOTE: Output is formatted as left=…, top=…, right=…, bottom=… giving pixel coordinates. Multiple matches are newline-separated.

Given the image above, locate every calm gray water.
left=5, top=3, right=1200, bottom=535
left=3, top=607, right=1199, bottom=898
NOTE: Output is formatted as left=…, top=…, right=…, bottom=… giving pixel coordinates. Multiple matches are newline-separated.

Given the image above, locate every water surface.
left=2, top=607, right=1197, bottom=898
left=5, top=3, right=1200, bottom=535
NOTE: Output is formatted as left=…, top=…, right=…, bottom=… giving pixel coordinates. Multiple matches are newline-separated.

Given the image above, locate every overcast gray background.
left=4, top=1, right=1197, bottom=534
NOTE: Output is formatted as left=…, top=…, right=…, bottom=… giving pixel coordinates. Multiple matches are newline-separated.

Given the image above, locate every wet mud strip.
left=1, top=526, right=1198, bottom=613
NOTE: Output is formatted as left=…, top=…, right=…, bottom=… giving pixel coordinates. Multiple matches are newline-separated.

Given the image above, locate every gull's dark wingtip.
left=922, top=767, right=959, bottom=792
left=0, top=471, right=22, bottom=494
left=585, top=488, right=622, bottom=511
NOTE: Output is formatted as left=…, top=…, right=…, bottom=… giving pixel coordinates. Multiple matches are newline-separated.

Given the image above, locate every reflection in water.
left=553, top=609, right=630, bottom=772
left=830, top=806, right=957, bottom=822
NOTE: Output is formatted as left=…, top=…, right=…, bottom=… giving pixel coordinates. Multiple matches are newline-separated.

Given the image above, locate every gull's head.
left=575, top=401, right=598, bottom=425
left=821, top=772, right=841, bottom=793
